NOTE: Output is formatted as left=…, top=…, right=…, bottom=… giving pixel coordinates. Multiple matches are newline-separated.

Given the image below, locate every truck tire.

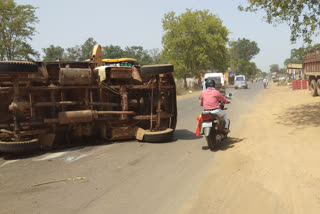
left=140, top=64, right=173, bottom=75
left=0, top=61, right=38, bottom=73
left=0, top=139, right=40, bottom=154
left=316, top=79, right=320, bottom=96
left=311, top=79, right=318, bottom=96
left=142, top=128, right=174, bottom=143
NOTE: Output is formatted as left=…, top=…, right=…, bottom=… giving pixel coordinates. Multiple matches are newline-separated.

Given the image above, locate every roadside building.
left=287, top=64, right=303, bottom=80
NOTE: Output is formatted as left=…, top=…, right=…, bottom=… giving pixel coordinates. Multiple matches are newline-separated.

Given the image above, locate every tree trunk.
left=197, top=77, right=202, bottom=86
left=183, top=75, right=188, bottom=89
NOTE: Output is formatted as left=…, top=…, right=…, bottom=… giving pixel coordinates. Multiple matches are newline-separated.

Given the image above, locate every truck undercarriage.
left=0, top=54, right=177, bottom=153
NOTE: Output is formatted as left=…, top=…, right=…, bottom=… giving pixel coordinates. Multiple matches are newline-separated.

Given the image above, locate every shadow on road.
left=174, top=129, right=203, bottom=140
left=277, top=102, right=320, bottom=127
left=202, top=137, right=245, bottom=151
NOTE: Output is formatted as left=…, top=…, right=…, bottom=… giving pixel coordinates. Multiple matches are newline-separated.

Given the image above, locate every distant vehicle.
left=203, top=73, right=226, bottom=95
left=234, top=75, right=248, bottom=89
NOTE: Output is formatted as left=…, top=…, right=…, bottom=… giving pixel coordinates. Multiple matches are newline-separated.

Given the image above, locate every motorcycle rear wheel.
left=206, top=129, right=217, bottom=151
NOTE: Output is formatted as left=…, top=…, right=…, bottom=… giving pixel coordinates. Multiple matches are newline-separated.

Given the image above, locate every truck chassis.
left=0, top=60, right=177, bottom=153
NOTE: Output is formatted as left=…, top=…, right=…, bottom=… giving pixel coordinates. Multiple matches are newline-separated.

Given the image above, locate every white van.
left=203, top=73, right=226, bottom=95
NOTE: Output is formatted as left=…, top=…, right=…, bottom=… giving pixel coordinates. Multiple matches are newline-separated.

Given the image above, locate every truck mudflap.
left=140, top=128, right=174, bottom=143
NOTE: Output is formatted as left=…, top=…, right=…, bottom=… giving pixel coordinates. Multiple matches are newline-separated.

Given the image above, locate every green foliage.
left=238, top=60, right=258, bottom=78
left=102, top=45, right=155, bottom=65
left=284, top=47, right=305, bottom=66
left=284, top=43, right=320, bottom=66
left=279, top=68, right=287, bottom=75
left=0, top=0, right=39, bottom=60
left=228, top=38, right=260, bottom=78
left=42, top=45, right=64, bottom=61
left=79, top=37, right=97, bottom=60
left=64, top=46, right=81, bottom=61
left=43, top=38, right=161, bottom=65
left=123, top=46, right=153, bottom=65
left=43, top=38, right=97, bottom=61
left=162, top=9, right=229, bottom=83
left=229, top=38, right=260, bottom=61
left=270, top=64, right=280, bottom=73
left=149, top=48, right=168, bottom=64
left=102, top=45, right=124, bottom=59
left=239, top=1, right=320, bottom=43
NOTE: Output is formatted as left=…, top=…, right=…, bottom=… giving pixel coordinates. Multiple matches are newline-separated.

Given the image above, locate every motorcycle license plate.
left=202, top=122, right=212, bottom=128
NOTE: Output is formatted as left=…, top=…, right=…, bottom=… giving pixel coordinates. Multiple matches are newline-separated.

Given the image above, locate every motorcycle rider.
left=199, top=79, right=230, bottom=133
left=263, top=78, right=268, bottom=88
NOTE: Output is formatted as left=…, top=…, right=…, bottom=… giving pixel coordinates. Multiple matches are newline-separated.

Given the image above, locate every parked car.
left=234, top=75, right=248, bottom=89
left=203, top=73, right=226, bottom=95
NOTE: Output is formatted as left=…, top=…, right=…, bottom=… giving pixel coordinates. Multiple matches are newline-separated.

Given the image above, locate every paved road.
left=0, top=81, right=265, bottom=214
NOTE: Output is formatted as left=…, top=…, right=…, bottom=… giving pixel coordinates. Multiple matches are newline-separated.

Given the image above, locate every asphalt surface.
left=0, top=81, right=265, bottom=214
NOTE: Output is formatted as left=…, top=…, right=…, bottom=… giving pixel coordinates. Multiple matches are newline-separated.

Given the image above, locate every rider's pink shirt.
left=199, top=88, right=228, bottom=110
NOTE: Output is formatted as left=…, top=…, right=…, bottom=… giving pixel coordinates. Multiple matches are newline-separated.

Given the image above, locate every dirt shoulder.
left=182, top=84, right=320, bottom=214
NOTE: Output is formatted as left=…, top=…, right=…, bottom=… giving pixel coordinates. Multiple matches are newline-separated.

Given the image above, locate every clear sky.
left=17, top=0, right=319, bottom=73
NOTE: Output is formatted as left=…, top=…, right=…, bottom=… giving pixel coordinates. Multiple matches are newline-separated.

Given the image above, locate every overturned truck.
left=0, top=45, right=177, bottom=153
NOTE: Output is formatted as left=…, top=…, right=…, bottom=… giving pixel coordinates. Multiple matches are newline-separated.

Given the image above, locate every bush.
left=277, top=80, right=287, bottom=86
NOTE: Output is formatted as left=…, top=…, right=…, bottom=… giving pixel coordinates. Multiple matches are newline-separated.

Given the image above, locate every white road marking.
left=32, top=149, right=94, bottom=163
left=0, top=160, right=19, bottom=168
left=33, top=152, right=68, bottom=161
left=63, top=153, right=91, bottom=163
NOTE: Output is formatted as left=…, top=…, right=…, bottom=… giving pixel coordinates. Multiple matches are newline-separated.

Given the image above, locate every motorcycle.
left=263, top=82, right=267, bottom=88
left=201, top=93, right=232, bottom=151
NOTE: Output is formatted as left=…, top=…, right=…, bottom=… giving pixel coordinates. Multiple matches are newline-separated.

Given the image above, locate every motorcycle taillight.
left=202, top=114, right=212, bottom=122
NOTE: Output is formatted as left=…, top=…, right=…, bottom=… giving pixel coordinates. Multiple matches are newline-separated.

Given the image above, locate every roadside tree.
left=238, top=60, right=258, bottom=79
left=42, top=45, right=64, bottom=61
left=270, top=64, right=280, bottom=74
left=65, top=46, right=81, bottom=61
left=162, top=9, right=229, bottom=88
left=102, top=45, right=124, bottom=59
left=79, top=37, right=97, bottom=60
left=0, top=0, right=39, bottom=60
left=239, top=1, right=320, bottom=43
left=123, top=46, right=153, bottom=65
left=284, top=44, right=320, bottom=66
left=230, top=38, right=260, bottom=61
left=228, top=38, right=260, bottom=78
left=149, top=48, right=168, bottom=64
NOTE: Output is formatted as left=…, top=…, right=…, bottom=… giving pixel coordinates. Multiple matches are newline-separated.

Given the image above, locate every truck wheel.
left=316, top=79, right=320, bottom=96
left=142, top=128, right=174, bottom=143
left=140, top=64, right=173, bottom=75
left=311, top=79, right=318, bottom=96
left=0, top=139, right=40, bottom=154
left=0, top=61, right=38, bottom=73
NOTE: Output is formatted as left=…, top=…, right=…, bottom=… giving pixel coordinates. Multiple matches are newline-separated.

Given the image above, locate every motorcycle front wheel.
left=206, top=129, right=217, bottom=151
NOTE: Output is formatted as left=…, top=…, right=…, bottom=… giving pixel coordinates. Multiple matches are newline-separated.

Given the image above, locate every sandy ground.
left=182, top=84, right=320, bottom=214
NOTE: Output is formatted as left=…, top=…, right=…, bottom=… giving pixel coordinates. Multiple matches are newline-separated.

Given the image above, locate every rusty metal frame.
left=0, top=60, right=177, bottom=151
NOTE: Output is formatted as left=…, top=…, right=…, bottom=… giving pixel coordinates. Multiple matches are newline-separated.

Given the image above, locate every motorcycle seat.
left=203, top=112, right=223, bottom=118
